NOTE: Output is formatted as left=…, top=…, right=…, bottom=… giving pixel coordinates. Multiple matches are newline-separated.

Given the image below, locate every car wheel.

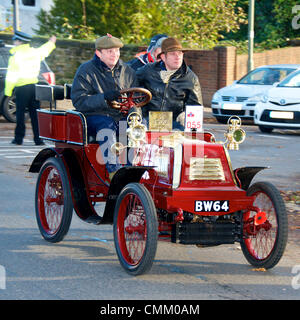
left=258, top=125, right=273, bottom=133
left=113, top=182, right=158, bottom=275
left=1, top=95, right=29, bottom=123
left=35, top=157, right=73, bottom=243
left=241, top=182, right=288, bottom=269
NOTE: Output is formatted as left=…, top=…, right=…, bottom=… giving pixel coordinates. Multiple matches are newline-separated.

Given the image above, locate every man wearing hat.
left=71, top=34, right=138, bottom=178
left=127, top=34, right=168, bottom=70
left=5, top=31, right=56, bottom=145
left=136, top=37, right=203, bottom=129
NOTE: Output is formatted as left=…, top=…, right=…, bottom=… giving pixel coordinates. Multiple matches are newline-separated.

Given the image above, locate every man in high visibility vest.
left=5, top=31, right=56, bottom=145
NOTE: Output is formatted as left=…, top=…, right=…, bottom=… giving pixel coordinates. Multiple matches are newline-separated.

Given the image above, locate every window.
left=0, top=51, right=9, bottom=68
left=22, top=0, right=36, bottom=6
left=11, top=0, right=36, bottom=6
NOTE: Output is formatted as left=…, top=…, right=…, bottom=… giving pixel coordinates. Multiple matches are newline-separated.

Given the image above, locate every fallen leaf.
left=252, top=268, right=267, bottom=272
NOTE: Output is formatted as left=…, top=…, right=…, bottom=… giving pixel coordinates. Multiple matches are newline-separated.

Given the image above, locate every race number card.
left=184, top=105, right=203, bottom=132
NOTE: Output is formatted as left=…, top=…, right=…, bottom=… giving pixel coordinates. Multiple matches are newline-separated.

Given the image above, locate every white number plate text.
left=195, top=200, right=230, bottom=212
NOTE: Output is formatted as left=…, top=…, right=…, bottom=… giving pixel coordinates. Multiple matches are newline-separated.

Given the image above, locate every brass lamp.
left=224, top=116, right=246, bottom=150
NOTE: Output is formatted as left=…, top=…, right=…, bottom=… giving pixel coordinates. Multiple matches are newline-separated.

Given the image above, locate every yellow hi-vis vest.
left=4, top=41, right=56, bottom=97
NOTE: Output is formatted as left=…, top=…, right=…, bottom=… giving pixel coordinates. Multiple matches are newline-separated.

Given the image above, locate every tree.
left=273, top=0, right=300, bottom=39
left=224, top=0, right=300, bottom=49
left=159, top=0, right=247, bottom=48
left=35, top=0, right=247, bottom=48
left=35, top=0, right=137, bottom=39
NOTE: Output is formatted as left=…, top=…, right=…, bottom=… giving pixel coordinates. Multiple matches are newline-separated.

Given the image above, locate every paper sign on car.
left=184, top=105, right=203, bottom=132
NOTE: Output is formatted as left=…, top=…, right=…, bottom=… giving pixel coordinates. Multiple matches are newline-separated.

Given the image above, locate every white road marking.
left=5, top=155, right=36, bottom=158
left=0, top=137, right=49, bottom=160
left=258, top=134, right=290, bottom=140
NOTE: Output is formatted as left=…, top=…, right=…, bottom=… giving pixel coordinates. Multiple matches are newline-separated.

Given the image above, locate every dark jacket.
left=136, top=60, right=203, bottom=121
left=71, top=54, right=138, bottom=121
left=127, top=52, right=151, bottom=71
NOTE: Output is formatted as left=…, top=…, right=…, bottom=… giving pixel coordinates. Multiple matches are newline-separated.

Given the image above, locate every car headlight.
left=261, top=95, right=268, bottom=103
left=212, top=91, right=221, bottom=101
left=247, top=94, right=268, bottom=103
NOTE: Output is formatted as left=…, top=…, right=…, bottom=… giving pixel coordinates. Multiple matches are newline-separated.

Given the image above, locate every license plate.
left=222, top=103, right=243, bottom=110
left=269, top=111, right=294, bottom=119
left=195, top=200, right=229, bottom=212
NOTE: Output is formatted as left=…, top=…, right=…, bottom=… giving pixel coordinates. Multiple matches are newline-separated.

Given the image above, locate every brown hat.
left=157, top=37, right=185, bottom=58
left=95, top=33, right=123, bottom=50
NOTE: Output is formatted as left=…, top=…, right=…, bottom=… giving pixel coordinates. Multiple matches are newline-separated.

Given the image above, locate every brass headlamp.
left=126, top=112, right=147, bottom=147
left=224, top=116, right=246, bottom=150
left=110, top=112, right=147, bottom=154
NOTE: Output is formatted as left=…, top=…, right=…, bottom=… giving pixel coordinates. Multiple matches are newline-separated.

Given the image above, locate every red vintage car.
left=29, top=85, right=288, bottom=275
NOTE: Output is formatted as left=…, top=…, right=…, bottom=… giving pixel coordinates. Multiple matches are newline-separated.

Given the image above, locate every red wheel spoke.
left=38, top=166, right=64, bottom=235
left=244, top=192, right=277, bottom=260
left=118, top=193, right=147, bottom=266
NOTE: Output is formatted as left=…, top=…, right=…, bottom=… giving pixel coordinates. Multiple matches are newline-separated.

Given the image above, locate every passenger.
left=5, top=31, right=56, bottom=145
left=127, top=34, right=168, bottom=71
left=136, top=37, right=203, bottom=130
left=71, top=34, right=138, bottom=179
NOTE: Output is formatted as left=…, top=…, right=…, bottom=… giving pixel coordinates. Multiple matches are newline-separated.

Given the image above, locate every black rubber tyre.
left=113, top=183, right=158, bottom=275
left=35, top=157, right=73, bottom=243
left=1, top=95, right=29, bottom=123
left=241, top=182, right=288, bottom=269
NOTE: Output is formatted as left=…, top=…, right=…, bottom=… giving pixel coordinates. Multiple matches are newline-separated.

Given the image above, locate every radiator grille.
left=189, top=157, right=225, bottom=181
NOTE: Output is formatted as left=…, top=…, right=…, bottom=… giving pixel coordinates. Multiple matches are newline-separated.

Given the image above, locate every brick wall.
left=184, top=49, right=219, bottom=106
left=2, top=33, right=300, bottom=107
left=236, top=46, right=300, bottom=80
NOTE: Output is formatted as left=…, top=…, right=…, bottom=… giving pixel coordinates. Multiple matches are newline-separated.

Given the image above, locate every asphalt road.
left=0, top=119, right=299, bottom=302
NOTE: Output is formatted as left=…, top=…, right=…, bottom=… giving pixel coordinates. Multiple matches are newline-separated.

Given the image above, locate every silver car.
left=211, top=64, right=300, bottom=123
left=254, top=68, right=300, bottom=132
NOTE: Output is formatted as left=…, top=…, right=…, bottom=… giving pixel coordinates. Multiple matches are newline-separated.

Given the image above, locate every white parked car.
left=211, top=64, right=300, bottom=123
left=254, top=69, right=300, bottom=133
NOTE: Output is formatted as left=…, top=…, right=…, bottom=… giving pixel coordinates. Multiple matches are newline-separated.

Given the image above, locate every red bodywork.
left=33, top=109, right=254, bottom=229
left=30, top=86, right=288, bottom=274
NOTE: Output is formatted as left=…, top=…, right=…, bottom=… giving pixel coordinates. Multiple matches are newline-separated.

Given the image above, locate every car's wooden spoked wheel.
left=35, top=157, right=73, bottom=243
left=241, top=182, right=288, bottom=269
left=109, top=88, right=152, bottom=114
left=38, top=165, right=63, bottom=234
left=114, top=183, right=158, bottom=275
left=119, top=193, right=147, bottom=264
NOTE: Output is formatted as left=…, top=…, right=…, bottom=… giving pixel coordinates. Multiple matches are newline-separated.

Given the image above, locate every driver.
left=71, top=34, right=138, bottom=179
left=136, top=37, right=203, bottom=130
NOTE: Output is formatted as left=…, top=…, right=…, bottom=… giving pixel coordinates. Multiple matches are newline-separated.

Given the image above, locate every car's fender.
left=234, top=166, right=269, bottom=190
left=29, top=147, right=59, bottom=173
left=102, top=166, right=156, bottom=223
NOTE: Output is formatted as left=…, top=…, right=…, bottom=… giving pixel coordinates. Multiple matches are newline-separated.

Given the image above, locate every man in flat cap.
left=71, top=34, right=138, bottom=179
left=136, top=37, right=203, bottom=129
left=5, top=31, right=56, bottom=145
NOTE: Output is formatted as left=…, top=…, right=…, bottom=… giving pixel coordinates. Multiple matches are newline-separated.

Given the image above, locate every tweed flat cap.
left=95, top=33, right=123, bottom=50
left=12, top=30, right=32, bottom=42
